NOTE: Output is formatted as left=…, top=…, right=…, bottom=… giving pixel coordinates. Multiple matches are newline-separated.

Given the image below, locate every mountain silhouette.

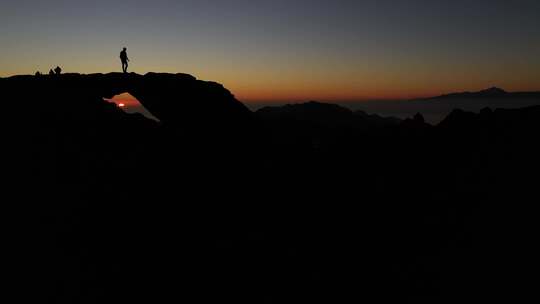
left=433, top=86, right=510, bottom=99
left=2, top=73, right=540, bottom=303
left=256, top=101, right=401, bottom=128
left=352, top=87, right=540, bottom=123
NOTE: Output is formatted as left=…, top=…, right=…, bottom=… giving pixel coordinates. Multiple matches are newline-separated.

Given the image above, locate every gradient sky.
left=1, top=0, right=539, bottom=103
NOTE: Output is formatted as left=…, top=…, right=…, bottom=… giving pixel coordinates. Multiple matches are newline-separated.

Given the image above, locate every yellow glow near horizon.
left=1, top=60, right=539, bottom=104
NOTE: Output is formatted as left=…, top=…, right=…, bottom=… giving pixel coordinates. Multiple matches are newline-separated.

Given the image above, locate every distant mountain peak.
left=435, top=86, right=509, bottom=99
left=478, top=87, right=507, bottom=95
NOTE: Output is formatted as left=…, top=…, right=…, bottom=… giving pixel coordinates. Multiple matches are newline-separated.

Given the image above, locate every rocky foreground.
left=2, top=73, right=539, bottom=303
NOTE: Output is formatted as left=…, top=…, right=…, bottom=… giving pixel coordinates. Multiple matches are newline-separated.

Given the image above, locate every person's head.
left=123, top=47, right=127, bottom=51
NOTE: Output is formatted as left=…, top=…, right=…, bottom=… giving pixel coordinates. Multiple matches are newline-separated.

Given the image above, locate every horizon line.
left=3, top=72, right=540, bottom=103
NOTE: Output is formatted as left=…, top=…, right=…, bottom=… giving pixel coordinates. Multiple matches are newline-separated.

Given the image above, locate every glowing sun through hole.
left=106, top=93, right=159, bottom=121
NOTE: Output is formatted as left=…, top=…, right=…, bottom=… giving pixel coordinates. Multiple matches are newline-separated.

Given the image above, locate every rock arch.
left=84, top=73, right=251, bottom=127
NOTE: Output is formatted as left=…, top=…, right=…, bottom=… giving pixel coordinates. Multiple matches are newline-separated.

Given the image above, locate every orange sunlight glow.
left=106, top=92, right=160, bottom=121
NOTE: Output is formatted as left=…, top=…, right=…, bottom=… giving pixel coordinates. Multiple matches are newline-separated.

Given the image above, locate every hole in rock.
left=106, top=92, right=159, bottom=121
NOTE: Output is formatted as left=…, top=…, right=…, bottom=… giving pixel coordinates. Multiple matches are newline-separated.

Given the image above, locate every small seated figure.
left=49, top=69, right=55, bottom=75
left=35, top=71, right=42, bottom=76
left=54, top=66, right=62, bottom=75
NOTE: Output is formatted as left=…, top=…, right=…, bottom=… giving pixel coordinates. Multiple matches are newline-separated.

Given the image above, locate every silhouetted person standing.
left=120, top=47, right=129, bottom=73
left=54, top=66, right=62, bottom=75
